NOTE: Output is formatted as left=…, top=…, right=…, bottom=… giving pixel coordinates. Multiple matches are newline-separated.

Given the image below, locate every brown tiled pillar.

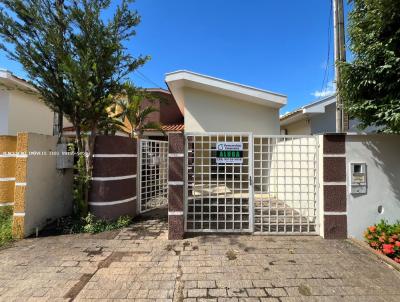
left=89, top=136, right=138, bottom=220
left=168, top=132, right=185, bottom=240
left=323, top=134, right=347, bottom=239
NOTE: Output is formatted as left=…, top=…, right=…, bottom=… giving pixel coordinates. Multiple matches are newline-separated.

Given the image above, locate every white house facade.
left=0, top=70, right=54, bottom=136
left=165, top=70, right=287, bottom=135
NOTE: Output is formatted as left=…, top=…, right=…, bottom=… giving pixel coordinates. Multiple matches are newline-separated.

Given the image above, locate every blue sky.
left=0, top=0, right=350, bottom=114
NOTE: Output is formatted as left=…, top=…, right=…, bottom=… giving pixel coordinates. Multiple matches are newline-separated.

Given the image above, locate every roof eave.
left=165, top=70, right=287, bottom=110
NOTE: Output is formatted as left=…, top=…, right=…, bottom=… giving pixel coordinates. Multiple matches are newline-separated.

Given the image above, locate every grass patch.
left=55, top=213, right=132, bottom=234
left=0, top=206, right=13, bottom=247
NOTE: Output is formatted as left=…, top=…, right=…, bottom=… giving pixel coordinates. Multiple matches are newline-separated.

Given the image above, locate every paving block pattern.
left=0, top=208, right=399, bottom=301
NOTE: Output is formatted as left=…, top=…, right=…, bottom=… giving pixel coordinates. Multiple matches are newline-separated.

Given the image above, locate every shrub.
left=56, top=213, right=132, bottom=234
left=364, top=220, right=400, bottom=263
left=82, top=213, right=132, bottom=234
left=0, top=206, right=13, bottom=247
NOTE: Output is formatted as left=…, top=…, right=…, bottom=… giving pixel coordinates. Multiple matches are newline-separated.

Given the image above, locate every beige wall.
left=6, top=90, right=53, bottom=136
left=183, top=87, right=280, bottom=135
left=281, top=119, right=311, bottom=135
left=24, top=133, right=73, bottom=236
left=11, top=133, right=73, bottom=238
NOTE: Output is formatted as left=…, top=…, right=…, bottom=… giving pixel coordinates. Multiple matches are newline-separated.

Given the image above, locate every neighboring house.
left=140, top=88, right=184, bottom=139
left=66, top=70, right=287, bottom=138
left=280, top=94, right=377, bottom=135
left=0, top=70, right=54, bottom=136
left=63, top=88, right=184, bottom=139
left=166, top=70, right=287, bottom=134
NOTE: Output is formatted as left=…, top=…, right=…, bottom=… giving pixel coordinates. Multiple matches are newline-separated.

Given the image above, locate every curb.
left=349, top=238, right=400, bottom=272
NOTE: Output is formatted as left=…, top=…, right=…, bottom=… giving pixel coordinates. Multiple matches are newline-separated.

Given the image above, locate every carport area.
left=0, top=211, right=399, bottom=301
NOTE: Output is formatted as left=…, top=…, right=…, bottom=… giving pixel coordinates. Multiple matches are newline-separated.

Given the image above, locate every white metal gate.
left=185, top=133, right=253, bottom=232
left=138, top=139, right=168, bottom=213
left=184, top=133, right=318, bottom=234
left=253, top=135, right=318, bottom=234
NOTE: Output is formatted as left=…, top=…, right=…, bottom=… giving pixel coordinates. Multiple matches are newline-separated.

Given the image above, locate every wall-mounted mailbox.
left=56, top=143, right=74, bottom=170
left=350, top=163, right=367, bottom=194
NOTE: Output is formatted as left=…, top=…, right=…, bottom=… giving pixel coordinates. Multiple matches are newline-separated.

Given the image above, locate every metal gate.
left=138, top=139, right=168, bottom=213
left=253, top=135, right=318, bottom=234
left=184, top=133, right=318, bottom=234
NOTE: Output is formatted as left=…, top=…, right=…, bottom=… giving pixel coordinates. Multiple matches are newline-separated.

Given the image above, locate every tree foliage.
left=0, top=0, right=149, bottom=216
left=116, top=83, right=164, bottom=138
left=339, top=0, right=400, bottom=133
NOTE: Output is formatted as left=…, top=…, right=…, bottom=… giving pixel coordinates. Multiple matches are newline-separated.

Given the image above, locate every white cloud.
left=311, top=80, right=336, bottom=98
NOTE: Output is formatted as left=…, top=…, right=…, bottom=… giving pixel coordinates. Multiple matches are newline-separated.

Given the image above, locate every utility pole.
left=333, top=0, right=347, bottom=133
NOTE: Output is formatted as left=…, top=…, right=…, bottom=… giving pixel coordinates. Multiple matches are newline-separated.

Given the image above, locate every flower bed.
left=364, top=220, right=400, bottom=263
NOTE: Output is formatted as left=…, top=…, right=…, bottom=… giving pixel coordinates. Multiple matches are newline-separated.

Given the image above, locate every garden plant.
left=364, top=220, right=400, bottom=263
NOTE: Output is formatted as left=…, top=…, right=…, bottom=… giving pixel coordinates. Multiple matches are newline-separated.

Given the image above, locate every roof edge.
left=165, top=70, right=287, bottom=99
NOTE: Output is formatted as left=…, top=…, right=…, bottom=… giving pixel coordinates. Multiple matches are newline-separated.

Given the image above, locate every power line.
left=134, top=70, right=164, bottom=89
left=321, top=0, right=333, bottom=94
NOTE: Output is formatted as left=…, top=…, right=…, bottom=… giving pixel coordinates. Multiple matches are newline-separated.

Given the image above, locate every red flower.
left=370, top=242, right=377, bottom=247
left=395, top=241, right=400, bottom=247
left=382, top=244, right=395, bottom=255
left=379, top=236, right=386, bottom=243
left=392, top=234, right=399, bottom=240
left=368, top=226, right=377, bottom=232
left=389, top=237, right=395, bottom=243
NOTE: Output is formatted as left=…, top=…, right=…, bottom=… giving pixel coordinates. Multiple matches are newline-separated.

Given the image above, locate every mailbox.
left=56, top=143, right=74, bottom=170
left=350, top=163, right=367, bottom=194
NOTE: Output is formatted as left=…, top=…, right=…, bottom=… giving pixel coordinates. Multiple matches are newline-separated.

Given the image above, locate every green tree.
left=0, top=0, right=149, bottom=216
left=339, top=0, right=400, bottom=133
left=116, top=83, right=164, bottom=139
left=0, top=0, right=71, bottom=141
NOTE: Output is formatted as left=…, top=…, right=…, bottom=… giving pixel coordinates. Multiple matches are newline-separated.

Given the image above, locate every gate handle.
left=249, top=176, right=252, bottom=186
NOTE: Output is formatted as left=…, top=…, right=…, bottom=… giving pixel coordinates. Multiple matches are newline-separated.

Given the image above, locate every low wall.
left=89, top=135, right=138, bottom=220
left=12, top=133, right=73, bottom=238
left=346, top=134, right=400, bottom=239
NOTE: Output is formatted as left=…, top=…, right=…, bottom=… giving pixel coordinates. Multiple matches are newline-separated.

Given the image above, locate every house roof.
left=165, top=70, right=287, bottom=113
left=280, top=94, right=336, bottom=126
left=0, top=69, right=38, bottom=94
left=147, top=124, right=184, bottom=132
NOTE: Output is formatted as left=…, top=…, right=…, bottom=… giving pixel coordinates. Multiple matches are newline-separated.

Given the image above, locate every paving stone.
left=0, top=208, right=399, bottom=302
left=208, top=288, right=227, bottom=297
left=227, top=288, right=248, bottom=297
left=187, top=288, right=207, bottom=298
left=265, top=288, right=287, bottom=297
left=246, top=288, right=267, bottom=297
left=198, top=280, right=216, bottom=288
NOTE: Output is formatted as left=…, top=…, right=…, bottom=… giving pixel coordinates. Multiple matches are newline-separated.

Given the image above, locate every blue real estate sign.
left=216, top=142, right=243, bottom=164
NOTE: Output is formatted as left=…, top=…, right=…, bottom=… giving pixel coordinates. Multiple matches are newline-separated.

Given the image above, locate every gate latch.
left=249, top=176, right=252, bottom=186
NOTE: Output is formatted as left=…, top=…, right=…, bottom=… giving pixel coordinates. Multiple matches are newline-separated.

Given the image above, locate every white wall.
left=7, top=90, right=53, bottom=136
left=0, top=91, right=10, bottom=134
left=283, top=119, right=311, bottom=135
left=346, top=134, right=400, bottom=239
left=24, top=133, right=73, bottom=236
left=183, top=87, right=280, bottom=135
left=310, top=102, right=336, bottom=134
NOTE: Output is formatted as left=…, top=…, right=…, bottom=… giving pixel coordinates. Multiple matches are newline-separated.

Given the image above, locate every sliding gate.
left=185, top=133, right=318, bottom=234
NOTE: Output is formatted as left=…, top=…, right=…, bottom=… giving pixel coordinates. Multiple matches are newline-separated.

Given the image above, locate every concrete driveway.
left=0, top=209, right=399, bottom=302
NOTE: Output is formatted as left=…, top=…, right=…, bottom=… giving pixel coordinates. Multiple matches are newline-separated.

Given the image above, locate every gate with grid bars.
left=253, top=135, right=318, bottom=234
left=184, top=133, right=319, bottom=234
left=138, top=139, right=168, bottom=213
left=185, top=133, right=253, bottom=232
